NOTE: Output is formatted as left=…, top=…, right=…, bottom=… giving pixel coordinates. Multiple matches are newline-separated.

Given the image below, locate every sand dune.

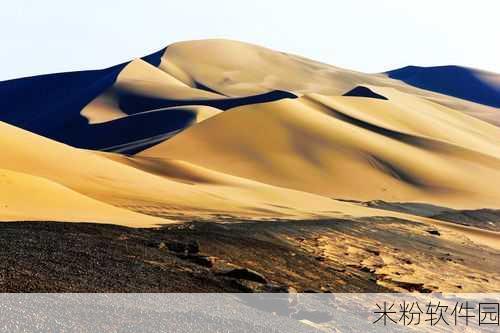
left=159, top=39, right=500, bottom=126
left=0, top=120, right=397, bottom=224
left=387, top=65, right=500, bottom=108
left=74, top=106, right=222, bottom=154
left=0, top=168, right=165, bottom=227
left=4, top=119, right=496, bottom=249
left=141, top=89, right=500, bottom=209
left=0, top=38, right=499, bottom=252
left=79, top=59, right=223, bottom=125
left=4, top=117, right=493, bottom=247
left=1, top=39, right=498, bottom=150
left=0, top=55, right=296, bottom=151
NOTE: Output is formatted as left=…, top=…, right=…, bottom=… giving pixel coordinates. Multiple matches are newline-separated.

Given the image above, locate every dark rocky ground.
left=0, top=216, right=498, bottom=292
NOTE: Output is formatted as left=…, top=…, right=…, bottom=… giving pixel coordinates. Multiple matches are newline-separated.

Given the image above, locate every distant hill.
left=387, top=65, right=500, bottom=108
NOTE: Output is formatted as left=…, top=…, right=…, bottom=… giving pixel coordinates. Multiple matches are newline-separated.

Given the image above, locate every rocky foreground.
left=0, top=215, right=498, bottom=292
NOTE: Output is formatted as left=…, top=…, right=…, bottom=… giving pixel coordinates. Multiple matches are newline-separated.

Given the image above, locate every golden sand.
left=2, top=39, right=500, bottom=250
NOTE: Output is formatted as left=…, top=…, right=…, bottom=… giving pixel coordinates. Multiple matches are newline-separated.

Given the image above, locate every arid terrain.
left=0, top=39, right=499, bottom=292
left=1, top=211, right=498, bottom=292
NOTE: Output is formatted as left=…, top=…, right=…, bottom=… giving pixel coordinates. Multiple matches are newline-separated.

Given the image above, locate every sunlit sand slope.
left=0, top=168, right=165, bottom=227
left=160, top=39, right=500, bottom=125
left=141, top=87, right=500, bottom=209
left=0, top=121, right=396, bottom=224
left=3, top=119, right=496, bottom=248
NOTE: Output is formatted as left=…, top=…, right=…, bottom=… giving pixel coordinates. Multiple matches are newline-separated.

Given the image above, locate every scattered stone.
left=426, top=230, right=441, bottom=236
left=230, top=279, right=263, bottom=292
left=360, top=266, right=375, bottom=273
left=187, top=240, right=200, bottom=254
left=182, top=255, right=216, bottom=268
left=218, top=268, right=268, bottom=284
left=263, top=284, right=287, bottom=293
left=392, top=281, right=432, bottom=293
left=315, top=256, right=325, bottom=262
left=167, top=240, right=200, bottom=254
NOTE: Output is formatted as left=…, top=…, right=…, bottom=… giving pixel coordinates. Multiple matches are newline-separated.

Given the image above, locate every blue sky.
left=1, top=0, right=499, bottom=80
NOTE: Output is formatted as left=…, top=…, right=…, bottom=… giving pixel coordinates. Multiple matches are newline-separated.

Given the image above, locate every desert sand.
left=160, top=39, right=500, bottom=125
left=0, top=39, right=499, bottom=292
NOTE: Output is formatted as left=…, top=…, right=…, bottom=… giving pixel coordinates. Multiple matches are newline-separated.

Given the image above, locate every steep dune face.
left=140, top=89, right=500, bottom=209
left=387, top=65, right=500, bottom=108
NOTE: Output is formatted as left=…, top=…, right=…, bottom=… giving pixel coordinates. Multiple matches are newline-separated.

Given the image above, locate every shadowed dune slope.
left=140, top=89, right=500, bottom=209
left=387, top=65, right=500, bottom=108
left=0, top=50, right=166, bottom=133
left=0, top=56, right=296, bottom=151
left=0, top=64, right=125, bottom=135
left=63, top=107, right=197, bottom=154
left=343, top=86, right=388, bottom=100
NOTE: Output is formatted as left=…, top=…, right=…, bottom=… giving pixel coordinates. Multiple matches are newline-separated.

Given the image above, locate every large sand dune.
left=140, top=89, right=500, bottom=208
left=0, top=39, right=499, bottom=250
left=160, top=39, right=500, bottom=126
left=1, top=120, right=397, bottom=224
